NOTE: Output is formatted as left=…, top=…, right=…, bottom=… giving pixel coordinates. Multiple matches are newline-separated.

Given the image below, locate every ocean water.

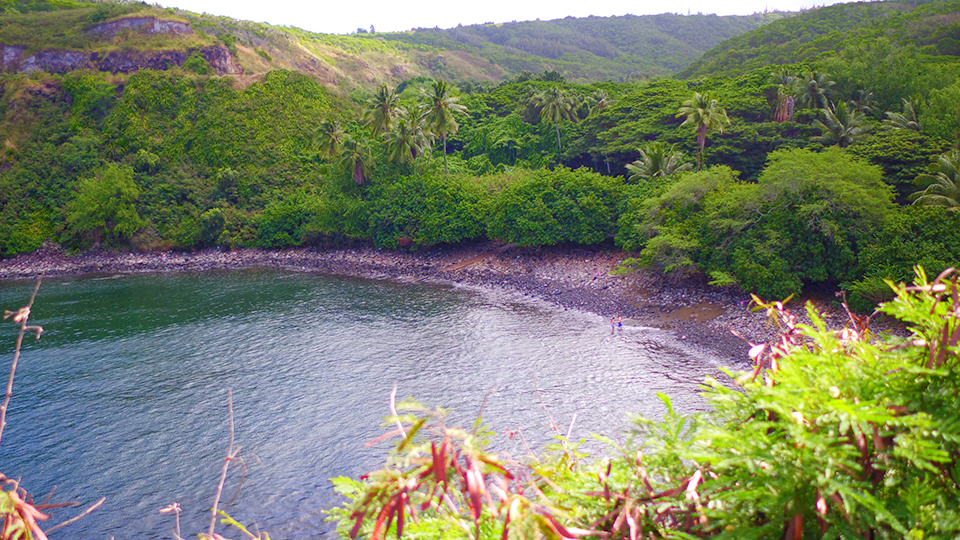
left=0, top=269, right=731, bottom=539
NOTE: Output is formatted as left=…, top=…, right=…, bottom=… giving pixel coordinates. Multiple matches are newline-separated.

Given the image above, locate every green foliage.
left=921, top=81, right=960, bottom=144
left=332, top=268, right=960, bottom=540
left=849, top=205, right=960, bottom=311
left=256, top=188, right=368, bottom=248
left=181, top=53, right=211, bottom=75
left=487, top=166, right=623, bottom=246
left=681, top=0, right=960, bottom=80
left=65, top=162, right=145, bottom=246
left=619, top=150, right=894, bottom=298
left=845, top=128, right=950, bottom=198
left=366, top=173, right=486, bottom=249
left=615, top=166, right=736, bottom=275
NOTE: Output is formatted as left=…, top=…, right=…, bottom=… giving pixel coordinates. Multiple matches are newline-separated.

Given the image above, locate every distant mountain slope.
left=680, top=0, right=960, bottom=78
left=0, top=0, right=782, bottom=87
left=378, top=13, right=784, bottom=81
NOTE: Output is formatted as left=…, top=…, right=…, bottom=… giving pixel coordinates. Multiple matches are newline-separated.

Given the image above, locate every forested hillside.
left=377, top=12, right=783, bottom=81
left=2, top=0, right=960, bottom=312
left=0, top=0, right=778, bottom=89
left=681, top=0, right=960, bottom=78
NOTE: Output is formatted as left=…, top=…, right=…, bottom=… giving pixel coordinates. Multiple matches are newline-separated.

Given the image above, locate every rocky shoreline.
left=0, top=242, right=865, bottom=365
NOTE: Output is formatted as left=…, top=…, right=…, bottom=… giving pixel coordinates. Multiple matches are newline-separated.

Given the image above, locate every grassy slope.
left=679, top=0, right=960, bottom=78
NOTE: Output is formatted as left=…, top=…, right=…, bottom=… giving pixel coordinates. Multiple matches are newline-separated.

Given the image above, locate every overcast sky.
left=156, top=0, right=856, bottom=35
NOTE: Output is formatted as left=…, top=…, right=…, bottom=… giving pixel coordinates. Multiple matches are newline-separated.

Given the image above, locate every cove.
left=0, top=269, right=729, bottom=539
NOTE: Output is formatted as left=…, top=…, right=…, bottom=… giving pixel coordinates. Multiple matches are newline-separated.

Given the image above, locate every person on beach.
left=618, top=315, right=623, bottom=330
left=611, top=317, right=616, bottom=332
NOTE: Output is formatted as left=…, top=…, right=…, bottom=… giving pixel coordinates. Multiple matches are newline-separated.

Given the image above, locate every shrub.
left=487, top=166, right=623, bottom=246
left=64, top=163, right=145, bottom=247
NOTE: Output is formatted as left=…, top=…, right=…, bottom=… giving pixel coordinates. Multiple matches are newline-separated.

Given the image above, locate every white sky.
left=156, top=0, right=857, bottom=35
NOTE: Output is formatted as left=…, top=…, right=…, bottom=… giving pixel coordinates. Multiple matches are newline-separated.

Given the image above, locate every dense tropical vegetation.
left=5, top=0, right=960, bottom=538
left=1, top=0, right=960, bottom=312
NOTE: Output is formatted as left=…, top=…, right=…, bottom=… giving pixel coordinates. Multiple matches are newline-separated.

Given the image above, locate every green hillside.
left=0, top=0, right=784, bottom=88
left=680, top=0, right=960, bottom=78
left=377, top=12, right=784, bottom=82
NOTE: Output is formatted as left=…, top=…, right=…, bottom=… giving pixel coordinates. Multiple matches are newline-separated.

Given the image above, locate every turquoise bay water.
left=0, top=269, right=729, bottom=539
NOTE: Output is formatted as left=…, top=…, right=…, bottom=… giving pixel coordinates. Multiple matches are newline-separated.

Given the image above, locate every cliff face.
left=0, top=17, right=242, bottom=76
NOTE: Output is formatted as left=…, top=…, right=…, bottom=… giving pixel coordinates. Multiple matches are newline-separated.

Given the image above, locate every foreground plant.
left=1, top=278, right=104, bottom=540
left=332, top=266, right=960, bottom=539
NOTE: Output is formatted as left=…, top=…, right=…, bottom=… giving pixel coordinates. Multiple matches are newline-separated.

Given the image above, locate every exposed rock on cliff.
left=0, top=45, right=241, bottom=75
left=0, top=17, right=241, bottom=76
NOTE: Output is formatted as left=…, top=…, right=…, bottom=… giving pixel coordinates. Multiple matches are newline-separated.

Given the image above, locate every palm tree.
left=625, top=141, right=693, bottom=180
left=419, top=79, right=467, bottom=174
left=534, top=86, right=576, bottom=152
left=769, top=68, right=797, bottom=122
left=315, top=119, right=345, bottom=158
left=912, top=151, right=960, bottom=211
left=848, top=89, right=875, bottom=115
left=338, top=134, right=374, bottom=185
left=364, top=84, right=405, bottom=137
left=676, top=92, right=729, bottom=171
left=585, top=89, right=613, bottom=117
left=795, top=70, right=836, bottom=110
left=810, top=101, right=871, bottom=148
left=883, top=96, right=924, bottom=131
left=384, top=114, right=431, bottom=174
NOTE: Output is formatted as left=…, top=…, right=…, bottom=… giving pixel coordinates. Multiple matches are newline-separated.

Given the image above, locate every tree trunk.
left=555, top=124, right=562, bottom=152
left=442, top=135, right=448, bottom=174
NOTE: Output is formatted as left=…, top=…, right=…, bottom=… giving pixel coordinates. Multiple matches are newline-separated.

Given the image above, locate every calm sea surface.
left=0, top=269, right=731, bottom=539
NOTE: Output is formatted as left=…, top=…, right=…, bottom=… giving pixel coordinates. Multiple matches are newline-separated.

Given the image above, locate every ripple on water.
left=0, top=270, right=733, bottom=539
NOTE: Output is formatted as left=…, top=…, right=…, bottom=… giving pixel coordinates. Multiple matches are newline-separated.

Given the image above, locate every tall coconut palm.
left=419, top=79, right=467, bottom=174
left=912, top=150, right=960, bottom=211
left=810, top=101, right=871, bottom=148
left=534, top=86, right=576, bottom=152
left=769, top=68, right=797, bottom=122
left=364, top=84, right=405, bottom=137
left=338, top=134, right=374, bottom=185
left=625, top=141, right=693, bottom=181
left=384, top=114, right=431, bottom=174
left=795, top=70, right=836, bottom=110
left=315, top=119, right=345, bottom=159
left=883, top=96, right=924, bottom=131
left=676, top=92, right=729, bottom=171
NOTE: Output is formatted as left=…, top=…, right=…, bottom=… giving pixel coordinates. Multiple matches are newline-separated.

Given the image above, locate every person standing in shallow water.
left=618, top=315, right=623, bottom=330
left=611, top=317, right=616, bottom=332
